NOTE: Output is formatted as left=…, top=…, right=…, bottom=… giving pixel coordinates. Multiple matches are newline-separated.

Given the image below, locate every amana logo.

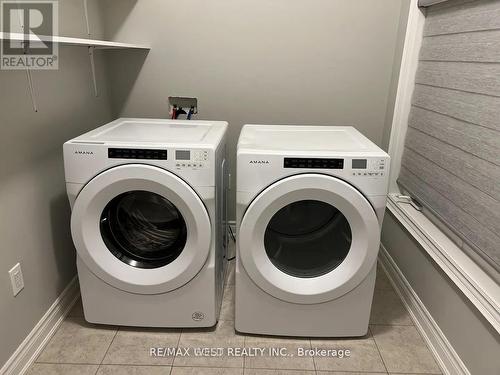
left=74, top=150, right=94, bottom=155
left=249, top=160, right=270, bottom=164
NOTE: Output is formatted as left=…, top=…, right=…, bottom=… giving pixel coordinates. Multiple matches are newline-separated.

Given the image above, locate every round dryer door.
left=238, top=173, right=380, bottom=304
left=71, top=164, right=211, bottom=295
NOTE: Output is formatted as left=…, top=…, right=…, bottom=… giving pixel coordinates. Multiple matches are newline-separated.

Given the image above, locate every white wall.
left=0, top=0, right=113, bottom=367
left=102, top=0, right=407, bottom=218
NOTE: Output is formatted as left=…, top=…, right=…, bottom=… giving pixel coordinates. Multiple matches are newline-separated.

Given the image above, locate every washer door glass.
left=100, top=190, right=187, bottom=269
left=264, top=200, right=351, bottom=278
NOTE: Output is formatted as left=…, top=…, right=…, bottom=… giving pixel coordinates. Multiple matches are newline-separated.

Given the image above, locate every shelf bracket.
left=25, top=68, right=38, bottom=112
left=88, top=46, right=98, bottom=97
left=83, top=0, right=91, bottom=36
left=84, top=0, right=98, bottom=97
left=22, top=41, right=38, bottom=112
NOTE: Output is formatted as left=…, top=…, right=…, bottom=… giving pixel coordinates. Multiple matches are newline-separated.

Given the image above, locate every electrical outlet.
left=9, top=263, right=24, bottom=296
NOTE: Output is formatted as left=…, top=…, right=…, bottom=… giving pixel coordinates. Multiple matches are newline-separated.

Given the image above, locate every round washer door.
left=238, top=173, right=380, bottom=304
left=71, top=164, right=211, bottom=295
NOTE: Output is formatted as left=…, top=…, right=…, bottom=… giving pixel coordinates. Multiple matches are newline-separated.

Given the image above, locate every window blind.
left=398, top=0, right=500, bottom=273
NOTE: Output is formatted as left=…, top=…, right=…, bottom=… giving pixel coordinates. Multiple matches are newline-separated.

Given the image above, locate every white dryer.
left=64, top=118, right=228, bottom=327
left=236, top=125, right=389, bottom=337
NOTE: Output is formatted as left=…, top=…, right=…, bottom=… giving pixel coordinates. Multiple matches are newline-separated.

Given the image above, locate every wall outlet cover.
left=9, top=263, right=24, bottom=296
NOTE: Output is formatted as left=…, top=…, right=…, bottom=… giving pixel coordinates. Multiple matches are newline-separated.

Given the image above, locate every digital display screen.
left=352, top=159, right=367, bottom=169
left=176, top=150, right=190, bottom=160
left=108, top=148, right=167, bottom=160
left=284, top=158, right=344, bottom=169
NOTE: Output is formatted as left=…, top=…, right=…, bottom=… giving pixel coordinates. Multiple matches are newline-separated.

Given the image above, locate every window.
left=395, top=0, right=500, bottom=274
left=386, top=0, right=500, bottom=330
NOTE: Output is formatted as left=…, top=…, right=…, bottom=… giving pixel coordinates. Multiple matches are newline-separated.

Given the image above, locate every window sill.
left=386, top=194, right=500, bottom=333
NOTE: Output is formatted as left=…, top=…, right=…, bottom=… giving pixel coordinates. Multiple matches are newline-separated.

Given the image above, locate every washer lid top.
left=69, top=118, right=228, bottom=146
left=238, top=124, right=386, bottom=154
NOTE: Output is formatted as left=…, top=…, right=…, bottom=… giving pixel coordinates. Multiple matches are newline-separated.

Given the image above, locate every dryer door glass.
left=264, top=200, right=352, bottom=278
left=100, top=190, right=187, bottom=269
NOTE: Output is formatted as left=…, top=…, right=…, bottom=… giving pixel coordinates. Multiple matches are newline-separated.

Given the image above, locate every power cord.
left=228, top=225, right=236, bottom=242
left=227, top=225, right=236, bottom=261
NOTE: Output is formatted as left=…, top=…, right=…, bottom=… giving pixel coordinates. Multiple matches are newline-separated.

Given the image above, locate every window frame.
left=386, top=0, right=500, bottom=332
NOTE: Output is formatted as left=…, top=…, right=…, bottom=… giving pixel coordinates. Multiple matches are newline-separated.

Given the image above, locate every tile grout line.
left=316, top=371, right=385, bottom=374
left=309, top=338, right=319, bottom=375
left=95, top=326, right=119, bottom=374
left=169, top=327, right=183, bottom=375
left=35, top=361, right=102, bottom=366
left=89, top=363, right=175, bottom=367
left=316, top=370, right=389, bottom=374
left=374, top=269, right=442, bottom=373
left=243, top=333, right=248, bottom=370
left=33, top=315, right=87, bottom=365
left=368, top=325, right=389, bottom=375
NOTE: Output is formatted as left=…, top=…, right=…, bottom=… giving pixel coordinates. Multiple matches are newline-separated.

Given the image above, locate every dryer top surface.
left=70, top=118, right=227, bottom=147
left=238, top=124, right=386, bottom=156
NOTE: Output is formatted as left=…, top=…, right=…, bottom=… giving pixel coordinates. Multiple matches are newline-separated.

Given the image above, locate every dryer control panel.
left=175, top=149, right=209, bottom=169
left=351, top=158, right=386, bottom=177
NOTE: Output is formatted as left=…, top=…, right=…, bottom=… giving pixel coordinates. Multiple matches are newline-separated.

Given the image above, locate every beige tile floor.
left=28, top=254, right=442, bottom=375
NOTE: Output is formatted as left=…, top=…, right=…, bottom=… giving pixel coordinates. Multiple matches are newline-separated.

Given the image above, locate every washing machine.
left=64, top=118, right=228, bottom=327
left=235, top=124, right=390, bottom=337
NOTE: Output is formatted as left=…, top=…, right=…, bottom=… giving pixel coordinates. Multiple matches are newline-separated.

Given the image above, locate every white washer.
left=236, top=125, right=390, bottom=337
left=64, top=118, right=228, bottom=327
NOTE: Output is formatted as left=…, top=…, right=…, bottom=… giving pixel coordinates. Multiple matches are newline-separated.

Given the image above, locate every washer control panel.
left=351, top=158, right=387, bottom=177
left=175, top=149, right=209, bottom=169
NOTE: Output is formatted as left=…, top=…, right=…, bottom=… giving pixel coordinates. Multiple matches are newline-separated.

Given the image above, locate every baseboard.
left=378, top=244, right=470, bottom=375
left=0, top=276, right=80, bottom=375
